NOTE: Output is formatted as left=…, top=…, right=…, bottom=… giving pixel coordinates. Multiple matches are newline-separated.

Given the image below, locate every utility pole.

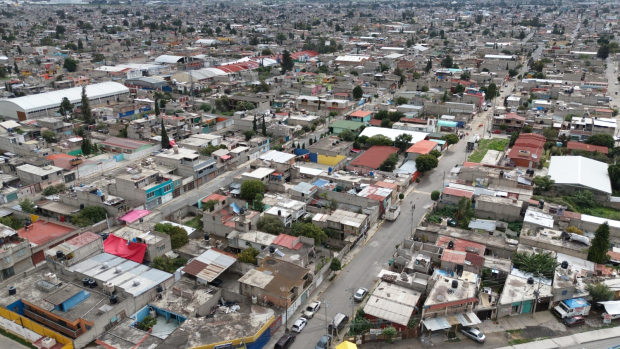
left=323, top=299, right=331, bottom=348
left=411, top=204, right=415, bottom=237
left=531, top=271, right=542, bottom=317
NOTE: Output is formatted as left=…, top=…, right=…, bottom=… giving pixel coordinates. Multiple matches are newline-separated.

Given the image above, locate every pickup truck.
left=553, top=298, right=591, bottom=319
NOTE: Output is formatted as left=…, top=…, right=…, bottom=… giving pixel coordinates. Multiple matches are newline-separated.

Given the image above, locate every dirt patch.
left=520, top=326, right=557, bottom=339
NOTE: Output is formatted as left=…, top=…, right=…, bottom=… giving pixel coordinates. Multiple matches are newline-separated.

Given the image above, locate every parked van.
left=328, top=313, right=349, bottom=334
left=274, top=334, right=295, bottom=349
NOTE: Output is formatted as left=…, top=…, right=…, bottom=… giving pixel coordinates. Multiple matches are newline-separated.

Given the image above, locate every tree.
left=63, top=58, right=78, bottom=72
left=597, top=44, right=610, bottom=60
left=588, top=222, right=610, bottom=264
left=415, top=154, right=438, bottom=172
left=340, top=129, right=356, bottom=142
left=19, top=199, right=36, bottom=214
left=532, top=175, right=554, bottom=193
left=542, top=127, right=558, bottom=140
left=379, top=153, right=399, bottom=171
left=330, top=258, right=341, bottom=271
left=460, top=72, right=471, bottom=80
left=243, top=130, right=255, bottom=141
left=42, top=130, right=56, bottom=144
left=442, top=134, right=459, bottom=149
left=424, top=59, right=432, bottom=73
left=257, top=216, right=284, bottom=235
left=81, top=138, right=92, bottom=156
left=135, top=316, right=157, bottom=331
left=77, top=38, right=83, bottom=51
left=261, top=115, right=267, bottom=136
left=431, top=190, right=440, bottom=201
left=292, top=222, right=328, bottom=245
left=382, top=327, right=397, bottom=344
left=395, top=96, right=409, bottom=105
left=238, top=247, right=260, bottom=264
left=512, top=251, right=558, bottom=276
left=80, top=85, right=92, bottom=124
left=454, top=84, right=465, bottom=94
left=199, top=103, right=212, bottom=112
left=281, top=50, right=294, bottom=73
left=509, top=132, right=519, bottom=147
left=154, top=100, right=160, bottom=116
left=522, top=125, right=532, bottom=133
left=485, top=83, right=497, bottom=101
left=0, top=216, right=23, bottom=230
left=352, top=86, right=364, bottom=99
left=394, top=133, right=413, bottom=151
left=508, top=69, right=519, bottom=78
left=586, top=283, right=614, bottom=304
left=59, top=97, right=73, bottom=117
left=430, top=150, right=442, bottom=158
left=441, top=55, right=453, bottom=68
left=70, top=206, right=107, bottom=227
left=159, top=121, right=171, bottom=149
left=253, top=193, right=264, bottom=212
left=240, top=179, right=266, bottom=201
left=454, top=197, right=474, bottom=227
left=367, top=134, right=393, bottom=146
left=585, top=133, right=615, bottom=149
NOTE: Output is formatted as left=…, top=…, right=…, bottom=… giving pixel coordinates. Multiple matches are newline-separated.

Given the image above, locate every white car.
left=304, top=301, right=321, bottom=318
left=292, top=317, right=307, bottom=333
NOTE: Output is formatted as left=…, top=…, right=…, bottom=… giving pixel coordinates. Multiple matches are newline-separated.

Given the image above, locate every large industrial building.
left=0, top=82, right=130, bottom=121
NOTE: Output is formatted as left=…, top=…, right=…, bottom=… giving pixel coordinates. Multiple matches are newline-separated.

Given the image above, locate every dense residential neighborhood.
left=0, top=1, right=619, bottom=349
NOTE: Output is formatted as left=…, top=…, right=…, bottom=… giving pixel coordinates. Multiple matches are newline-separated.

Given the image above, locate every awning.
left=0, top=209, right=12, bottom=217
left=221, top=154, right=231, bottom=160
left=103, top=235, right=147, bottom=263
left=600, top=301, right=620, bottom=315
left=422, top=317, right=451, bottom=331
left=119, top=210, right=151, bottom=223
left=456, top=312, right=482, bottom=326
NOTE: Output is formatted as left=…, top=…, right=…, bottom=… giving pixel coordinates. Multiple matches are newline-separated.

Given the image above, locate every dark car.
left=564, top=315, right=586, bottom=327
left=315, top=334, right=332, bottom=349
left=208, top=278, right=223, bottom=287
left=274, top=334, right=295, bottom=349
left=460, top=326, right=485, bottom=343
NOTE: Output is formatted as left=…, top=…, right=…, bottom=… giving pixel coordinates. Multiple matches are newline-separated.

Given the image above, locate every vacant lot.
left=468, top=138, right=509, bottom=163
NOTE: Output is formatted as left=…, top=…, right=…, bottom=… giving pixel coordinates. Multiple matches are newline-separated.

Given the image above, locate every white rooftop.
left=359, top=126, right=428, bottom=143
left=547, top=156, right=612, bottom=194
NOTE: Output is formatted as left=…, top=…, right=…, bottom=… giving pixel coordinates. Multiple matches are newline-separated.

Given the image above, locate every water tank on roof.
left=328, top=167, right=332, bottom=174
left=8, top=286, right=16, bottom=295
left=448, top=241, right=454, bottom=249
left=370, top=171, right=374, bottom=176
left=561, top=261, right=569, bottom=269
left=527, top=277, right=534, bottom=285
left=451, top=280, right=458, bottom=289
left=96, top=190, right=103, bottom=197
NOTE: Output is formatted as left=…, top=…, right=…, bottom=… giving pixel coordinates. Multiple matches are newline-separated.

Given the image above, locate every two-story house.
left=110, top=168, right=181, bottom=210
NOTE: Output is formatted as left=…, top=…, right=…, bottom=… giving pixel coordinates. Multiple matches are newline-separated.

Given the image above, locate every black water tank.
left=8, top=286, right=16, bottom=295
left=539, top=200, right=544, bottom=209
left=204, top=233, right=210, bottom=241
left=56, top=250, right=64, bottom=259
left=156, top=285, right=163, bottom=293
left=527, top=277, right=534, bottom=285
left=451, top=280, right=458, bottom=289
left=109, top=295, right=117, bottom=305
left=88, top=279, right=97, bottom=288
left=82, top=278, right=90, bottom=286
left=561, top=260, right=569, bottom=269
left=269, top=245, right=275, bottom=254
left=448, top=241, right=454, bottom=249
left=500, top=170, right=504, bottom=177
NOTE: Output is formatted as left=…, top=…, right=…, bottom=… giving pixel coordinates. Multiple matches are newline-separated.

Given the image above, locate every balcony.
left=23, top=308, right=82, bottom=338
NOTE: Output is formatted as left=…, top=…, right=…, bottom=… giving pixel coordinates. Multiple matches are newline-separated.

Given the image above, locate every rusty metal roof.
left=184, top=248, right=238, bottom=282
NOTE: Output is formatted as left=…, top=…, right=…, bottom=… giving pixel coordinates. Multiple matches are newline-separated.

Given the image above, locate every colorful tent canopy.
left=335, top=341, right=357, bottom=349
left=103, top=234, right=147, bottom=263
left=119, top=210, right=151, bottom=224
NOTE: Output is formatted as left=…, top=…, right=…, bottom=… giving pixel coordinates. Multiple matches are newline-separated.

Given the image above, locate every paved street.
left=0, top=335, right=29, bottom=349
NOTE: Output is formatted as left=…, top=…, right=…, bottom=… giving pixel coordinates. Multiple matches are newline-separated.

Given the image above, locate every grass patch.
left=506, top=329, right=522, bottom=334
left=0, top=327, right=37, bottom=349
left=508, top=338, right=532, bottom=345
left=184, top=216, right=203, bottom=230
left=468, top=138, right=509, bottom=163
left=533, top=195, right=620, bottom=221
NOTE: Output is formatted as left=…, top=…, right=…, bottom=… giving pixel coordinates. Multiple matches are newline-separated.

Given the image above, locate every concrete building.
left=109, top=226, right=171, bottom=262
left=16, top=164, right=64, bottom=186
left=109, top=168, right=181, bottom=210
left=363, top=281, right=421, bottom=332
left=497, top=270, right=553, bottom=317
left=0, top=223, right=33, bottom=281
left=475, top=195, right=524, bottom=222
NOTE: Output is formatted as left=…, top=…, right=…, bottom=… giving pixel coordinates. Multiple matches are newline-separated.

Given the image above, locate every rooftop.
left=112, top=226, right=163, bottom=245
left=406, top=140, right=438, bottom=154
left=547, top=156, right=612, bottom=194
left=498, top=273, right=553, bottom=305
left=238, top=257, right=308, bottom=298
left=424, top=274, right=478, bottom=309
left=363, top=281, right=421, bottom=326
left=17, top=220, right=75, bottom=247
left=349, top=146, right=399, bottom=170
left=16, top=164, right=63, bottom=176
left=100, top=137, right=152, bottom=150
left=149, top=279, right=215, bottom=317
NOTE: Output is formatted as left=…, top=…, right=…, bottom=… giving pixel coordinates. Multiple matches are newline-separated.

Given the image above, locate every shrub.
left=565, top=226, right=583, bottom=235
left=431, top=190, right=440, bottom=201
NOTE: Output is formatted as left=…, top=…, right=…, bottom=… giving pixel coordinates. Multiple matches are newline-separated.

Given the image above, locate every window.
left=146, top=192, right=155, bottom=199
left=157, top=245, right=165, bottom=252
left=41, top=175, right=49, bottom=180
left=4, top=256, right=10, bottom=264
left=16, top=249, right=25, bottom=257
left=163, top=184, right=172, bottom=192
left=561, top=290, right=567, bottom=295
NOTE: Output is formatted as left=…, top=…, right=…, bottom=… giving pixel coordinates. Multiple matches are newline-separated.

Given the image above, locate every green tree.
left=441, top=55, right=453, bottom=68
left=281, top=50, right=294, bottom=73
left=81, top=138, right=92, bottom=156
left=253, top=193, right=264, bottom=212
left=19, top=199, right=36, bottom=214
left=415, top=153, right=438, bottom=172
left=394, top=133, right=413, bottom=152
left=585, top=133, right=615, bottom=149
left=382, top=327, right=397, bottom=343
left=352, top=86, right=364, bottom=99
left=532, top=175, right=554, bottom=193
left=160, top=120, right=170, bottom=149
left=454, top=83, right=465, bottom=94
left=42, top=130, right=56, bottom=144
left=291, top=222, right=327, bottom=245
left=154, top=100, right=160, bottom=116
left=542, top=127, right=558, bottom=140
left=243, top=130, right=255, bottom=141
left=588, top=222, right=611, bottom=264
left=135, top=316, right=157, bottom=331
left=77, top=38, right=83, bottom=50
left=460, top=72, right=471, bottom=80
left=257, top=216, right=285, bottom=235
left=261, top=115, right=267, bottom=136
left=597, top=44, right=610, bottom=59
left=238, top=246, right=260, bottom=264
left=586, top=283, right=614, bottom=303
left=454, top=197, right=474, bottom=227
left=240, top=179, right=266, bottom=201
left=512, top=251, right=558, bottom=275
left=330, top=258, right=341, bottom=271
left=70, top=206, right=107, bottom=227
left=424, top=59, right=432, bottom=73
left=59, top=97, right=73, bottom=117
left=442, top=134, right=459, bottom=149
left=522, top=125, right=533, bottom=133
left=367, top=134, right=393, bottom=146
left=431, top=190, right=440, bottom=201
left=485, top=83, right=498, bottom=101
left=0, top=216, right=23, bottom=230
left=379, top=153, right=398, bottom=171
left=63, top=58, right=78, bottom=72
left=340, top=129, right=356, bottom=142
left=509, top=131, right=519, bottom=147
left=80, top=85, right=92, bottom=124
left=395, top=96, right=409, bottom=105
left=430, top=150, right=442, bottom=158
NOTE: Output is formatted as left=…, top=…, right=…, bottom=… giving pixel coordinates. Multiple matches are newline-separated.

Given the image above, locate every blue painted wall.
left=55, top=290, right=90, bottom=312
left=6, top=299, right=24, bottom=315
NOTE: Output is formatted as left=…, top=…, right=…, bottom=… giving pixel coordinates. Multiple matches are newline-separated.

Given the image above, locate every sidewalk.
left=497, top=326, right=620, bottom=349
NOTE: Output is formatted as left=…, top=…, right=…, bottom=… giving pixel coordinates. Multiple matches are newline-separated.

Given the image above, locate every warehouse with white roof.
left=0, top=82, right=130, bottom=121
left=547, top=155, right=612, bottom=197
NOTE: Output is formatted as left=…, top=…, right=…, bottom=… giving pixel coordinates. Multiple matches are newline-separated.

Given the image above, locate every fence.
left=123, top=144, right=162, bottom=161
left=0, top=307, right=73, bottom=349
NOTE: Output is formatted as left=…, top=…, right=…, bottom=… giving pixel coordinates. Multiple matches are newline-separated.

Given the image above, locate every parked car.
left=209, top=278, right=223, bottom=287
left=291, top=318, right=307, bottom=333
left=564, top=315, right=586, bottom=327
left=460, top=326, right=485, bottom=343
left=492, top=130, right=502, bottom=134
left=304, top=301, right=321, bottom=318
left=315, top=334, right=332, bottom=349
left=602, top=312, right=620, bottom=320
left=353, top=287, right=368, bottom=302
left=275, top=334, right=295, bottom=349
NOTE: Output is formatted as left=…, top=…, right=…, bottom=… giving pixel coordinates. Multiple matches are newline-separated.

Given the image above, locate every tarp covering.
left=103, top=235, right=147, bottom=263
left=335, top=341, right=357, bottom=349
left=119, top=210, right=151, bottom=224
left=599, top=301, right=620, bottom=315
left=422, top=317, right=451, bottom=331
